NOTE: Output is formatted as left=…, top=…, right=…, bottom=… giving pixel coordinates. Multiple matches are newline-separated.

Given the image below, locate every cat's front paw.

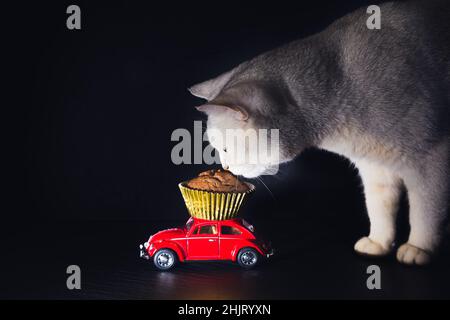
left=354, top=237, right=391, bottom=256
left=396, top=243, right=431, bottom=266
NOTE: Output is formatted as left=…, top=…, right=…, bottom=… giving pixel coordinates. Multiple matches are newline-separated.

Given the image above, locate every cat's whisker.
left=256, top=176, right=276, bottom=200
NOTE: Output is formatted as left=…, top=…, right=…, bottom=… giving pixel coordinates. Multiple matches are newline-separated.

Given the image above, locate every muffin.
left=186, top=169, right=250, bottom=193
left=179, top=169, right=255, bottom=220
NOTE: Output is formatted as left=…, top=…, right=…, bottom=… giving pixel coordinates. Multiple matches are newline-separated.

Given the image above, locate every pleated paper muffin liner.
left=178, top=182, right=255, bottom=220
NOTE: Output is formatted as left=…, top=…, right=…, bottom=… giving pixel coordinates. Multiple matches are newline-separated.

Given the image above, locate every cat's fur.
left=189, top=0, right=449, bottom=265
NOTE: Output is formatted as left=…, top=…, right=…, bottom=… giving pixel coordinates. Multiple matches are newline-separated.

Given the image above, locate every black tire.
left=153, top=249, right=177, bottom=271
left=237, top=247, right=259, bottom=269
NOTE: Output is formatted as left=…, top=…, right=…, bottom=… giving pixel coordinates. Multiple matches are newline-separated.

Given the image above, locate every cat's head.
left=189, top=68, right=299, bottom=178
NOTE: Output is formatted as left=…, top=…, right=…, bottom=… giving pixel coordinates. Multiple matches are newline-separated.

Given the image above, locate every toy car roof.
left=190, top=217, right=245, bottom=224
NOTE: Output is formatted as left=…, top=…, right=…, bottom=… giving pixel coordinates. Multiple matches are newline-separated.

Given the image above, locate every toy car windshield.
left=185, top=217, right=194, bottom=231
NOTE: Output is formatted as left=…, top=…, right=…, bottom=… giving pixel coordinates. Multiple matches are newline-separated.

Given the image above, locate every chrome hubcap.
left=241, top=251, right=257, bottom=265
left=157, top=252, right=174, bottom=268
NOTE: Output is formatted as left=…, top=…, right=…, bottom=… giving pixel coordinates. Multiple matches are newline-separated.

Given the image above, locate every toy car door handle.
left=208, top=239, right=216, bottom=242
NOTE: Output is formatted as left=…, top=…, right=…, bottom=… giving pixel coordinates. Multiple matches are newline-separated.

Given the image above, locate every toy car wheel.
left=153, top=249, right=177, bottom=271
left=237, top=248, right=259, bottom=269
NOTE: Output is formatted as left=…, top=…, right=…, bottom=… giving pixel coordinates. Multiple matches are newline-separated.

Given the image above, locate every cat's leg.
left=354, top=161, right=402, bottom=256
left=397, top=144, right=448, bottom=265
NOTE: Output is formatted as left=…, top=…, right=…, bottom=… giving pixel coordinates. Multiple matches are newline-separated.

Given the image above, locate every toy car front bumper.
left=266, top=248, right=274, bottom=258
left=139, top=244, right=150, bottom=260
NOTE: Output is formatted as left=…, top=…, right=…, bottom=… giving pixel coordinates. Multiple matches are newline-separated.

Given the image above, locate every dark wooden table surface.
left=2, top=216, right=450, bottom=300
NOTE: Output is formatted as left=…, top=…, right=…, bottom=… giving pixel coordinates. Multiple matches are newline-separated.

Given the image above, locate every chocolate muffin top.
left=186, top=169, right=250, bottom=193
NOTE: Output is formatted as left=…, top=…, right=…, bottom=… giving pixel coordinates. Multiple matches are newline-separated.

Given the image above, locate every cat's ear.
left=195, top=104, right=248, bottom=121
left=188, top=69, right=237, bottom=101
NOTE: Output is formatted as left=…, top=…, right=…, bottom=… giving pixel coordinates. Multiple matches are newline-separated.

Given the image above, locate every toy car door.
left=187, top=223, right=219, bottom=259
left=219, top=224, right=244, bottom=259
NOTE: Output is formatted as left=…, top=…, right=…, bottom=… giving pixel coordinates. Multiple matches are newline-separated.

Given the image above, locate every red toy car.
left=139, top=217, right=273, bottom=270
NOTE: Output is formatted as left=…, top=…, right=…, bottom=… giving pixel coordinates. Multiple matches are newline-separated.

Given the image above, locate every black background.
left=3, top=0, right=450, bottom=299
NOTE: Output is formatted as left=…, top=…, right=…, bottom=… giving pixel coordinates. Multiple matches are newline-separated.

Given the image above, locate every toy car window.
left=221, top=226, right=242, bottom=235
left=198, top=224, right=217, bottom=235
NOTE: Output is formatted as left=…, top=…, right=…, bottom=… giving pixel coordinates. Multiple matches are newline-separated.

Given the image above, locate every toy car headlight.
left=144, top=242, right=149, bottom=249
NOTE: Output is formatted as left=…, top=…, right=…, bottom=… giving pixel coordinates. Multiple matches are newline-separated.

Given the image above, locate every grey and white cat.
left=189, top=1, right=449, bottom=265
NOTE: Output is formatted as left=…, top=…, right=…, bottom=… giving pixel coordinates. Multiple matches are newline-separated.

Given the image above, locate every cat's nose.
left=222, top=164, right=229, bottom=170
